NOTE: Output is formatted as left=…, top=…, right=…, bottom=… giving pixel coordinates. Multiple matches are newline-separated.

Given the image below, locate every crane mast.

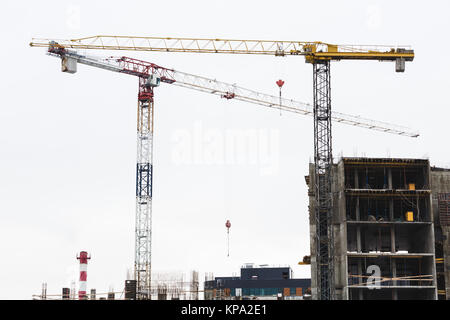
left=48, top=44, right=167, bottom=299
left=135, top=72, right=155, bottom=300
left=313, top=61, right=333, bottom=299
left=37, top=38, right=415, bottom=300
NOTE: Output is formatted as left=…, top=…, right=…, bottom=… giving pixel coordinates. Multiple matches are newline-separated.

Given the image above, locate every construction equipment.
left=31, top=36, right=415, bottom=300
left=41, top=43, right=418, bottom=137
left=298, top=255, right=311, bottom=265
left=275, top=79, right=284, bottom=116
left=225, top=220, right=231, bottom=257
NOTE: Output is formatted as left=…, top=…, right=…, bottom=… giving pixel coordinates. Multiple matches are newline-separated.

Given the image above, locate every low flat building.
left=204, top=264, right=311, bottom=300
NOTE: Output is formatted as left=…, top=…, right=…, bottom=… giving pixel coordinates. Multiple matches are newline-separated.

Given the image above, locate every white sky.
left=1, top=0, right=449, bottom=299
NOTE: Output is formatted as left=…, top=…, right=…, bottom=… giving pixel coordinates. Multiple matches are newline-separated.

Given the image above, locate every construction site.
left=23, top=34, right=450, bottom=300
left=2, top=2, right=450, bottom=303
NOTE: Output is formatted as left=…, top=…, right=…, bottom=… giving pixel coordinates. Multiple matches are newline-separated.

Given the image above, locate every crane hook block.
left=276, top=79, right=284, bottom=88
left=61, top=56, right=77, bottom=74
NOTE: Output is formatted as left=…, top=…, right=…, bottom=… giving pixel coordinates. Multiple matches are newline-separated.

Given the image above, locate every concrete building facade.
left=430, top=166, right=450, bottom=299
left=307, top=157, right=448, bottom=300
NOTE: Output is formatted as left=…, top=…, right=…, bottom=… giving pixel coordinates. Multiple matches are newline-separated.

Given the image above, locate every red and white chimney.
left=76, top=251, right=91, bottom=300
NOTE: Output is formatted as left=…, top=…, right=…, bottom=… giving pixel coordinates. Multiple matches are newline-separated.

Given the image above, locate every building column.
left=392, top=258, right=398, bottom=300
left=388, top=167, right=392, bottom=189
left=357, top=259, right=362, bottom=286
left=392, top=258, right=397, bottom=287
left=389, top=199, right=394, bottom=221
left=357, top=226, right=362, bottom=253
left=391, top=226, right=396, bottom=253
left=416, top=196, right=420, bottom=221
left=356, top=198, right=360, bottom=221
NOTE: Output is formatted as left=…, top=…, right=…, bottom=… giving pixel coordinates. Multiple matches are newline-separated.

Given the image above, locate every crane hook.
left=276, top=80, right=284, bottom=116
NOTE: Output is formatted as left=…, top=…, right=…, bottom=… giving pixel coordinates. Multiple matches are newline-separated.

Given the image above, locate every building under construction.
left=307, top=157, right=450, bottom=300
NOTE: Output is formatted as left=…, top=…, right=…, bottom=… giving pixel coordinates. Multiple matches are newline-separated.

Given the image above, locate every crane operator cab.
left=145, top=74, right=160, bottom=87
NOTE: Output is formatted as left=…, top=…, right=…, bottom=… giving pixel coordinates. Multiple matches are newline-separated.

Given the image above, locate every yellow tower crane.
left=30, top=36, right=414, bottom=300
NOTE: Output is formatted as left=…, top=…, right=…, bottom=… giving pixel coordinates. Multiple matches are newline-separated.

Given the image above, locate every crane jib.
left=42, top=45, right=418, bottom=138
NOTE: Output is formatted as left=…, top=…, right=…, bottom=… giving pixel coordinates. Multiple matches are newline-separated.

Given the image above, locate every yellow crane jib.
left=29, top=36, right=414, bottom=71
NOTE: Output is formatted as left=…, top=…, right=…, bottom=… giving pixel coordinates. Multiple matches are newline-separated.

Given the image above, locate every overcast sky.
left=1, top=0, right=449, bottom=299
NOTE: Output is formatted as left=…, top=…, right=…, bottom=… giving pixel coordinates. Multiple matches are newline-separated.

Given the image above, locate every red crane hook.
left=225, top=220, right=231, bottom=257
left=276, top=80, right=284, bottom=115
left=276, top=79, right=285, bottom=88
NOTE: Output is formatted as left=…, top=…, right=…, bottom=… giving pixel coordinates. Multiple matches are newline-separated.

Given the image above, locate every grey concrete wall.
left=309, top=159, right=442, bottom=300
left=308, top=162, right=348, bottom=300
left=430, top=169, right=450, bottom=222
left=307, top=163, right=318, bottom=300
left=332, top=162, right=348, bottom=299
left=431, top=169, right=450, bottom=299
